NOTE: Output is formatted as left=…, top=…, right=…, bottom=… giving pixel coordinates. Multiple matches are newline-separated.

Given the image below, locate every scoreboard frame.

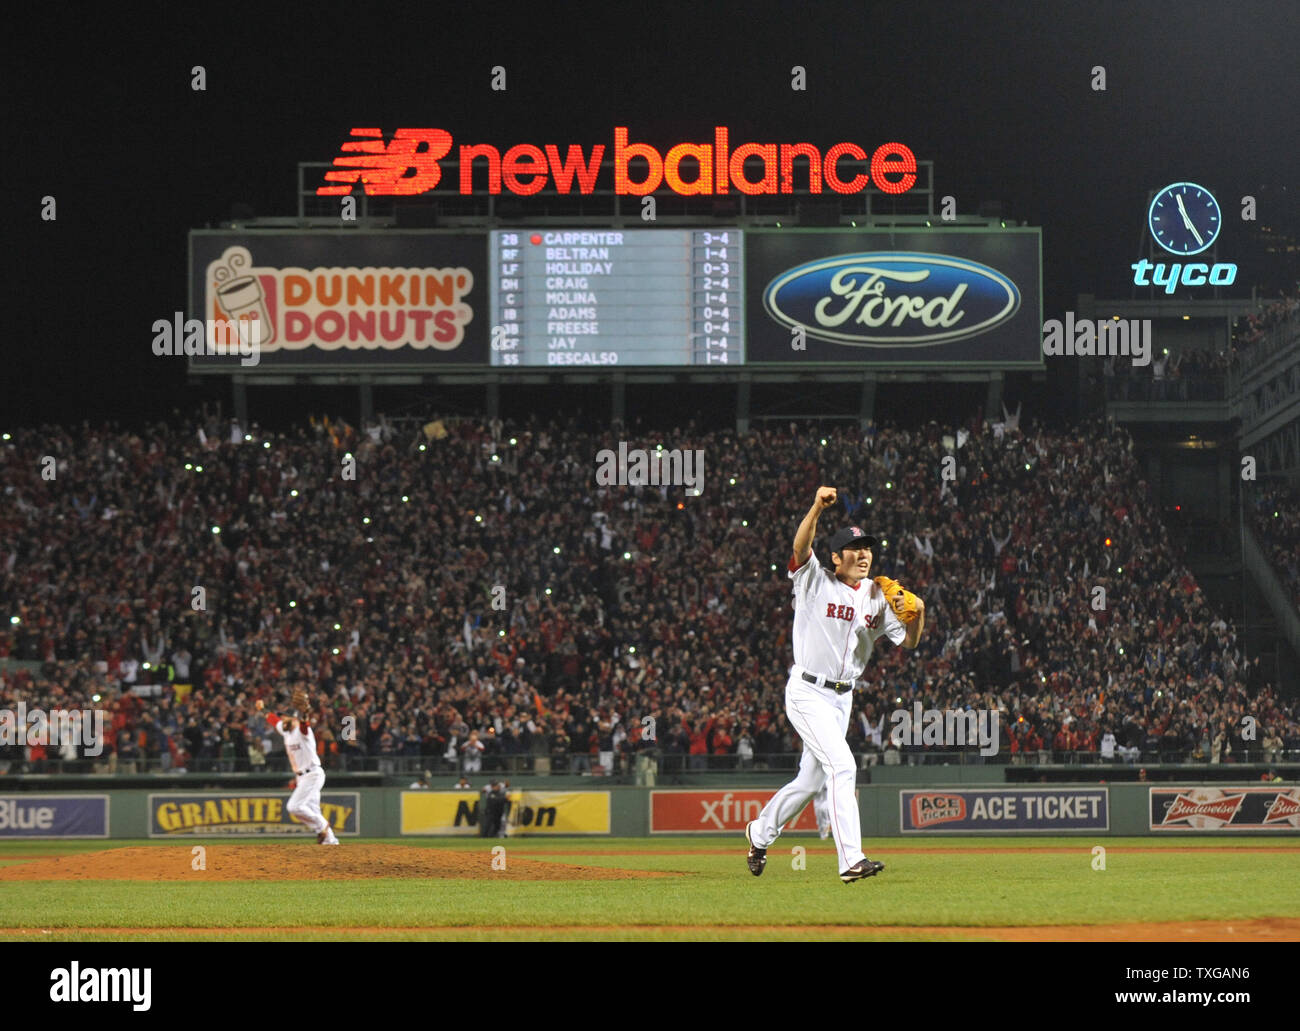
left=188, top=223, right=1041, bottom=378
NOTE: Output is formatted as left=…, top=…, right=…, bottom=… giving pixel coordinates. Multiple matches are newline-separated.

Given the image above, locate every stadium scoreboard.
left=488, top=229, right=745, bottom=366
left=189, top=225, right=1041, bottom=371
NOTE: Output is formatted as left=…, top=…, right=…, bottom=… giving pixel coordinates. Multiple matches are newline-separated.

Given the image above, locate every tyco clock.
left=1148, top=182, right=1222, bottom=256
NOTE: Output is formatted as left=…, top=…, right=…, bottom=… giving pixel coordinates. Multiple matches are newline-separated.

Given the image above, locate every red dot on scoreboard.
left=530, top=234, right=542, bottom=245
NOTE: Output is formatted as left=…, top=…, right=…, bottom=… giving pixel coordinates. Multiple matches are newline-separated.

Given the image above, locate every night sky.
left=9, top=1, right=1298, bottom=429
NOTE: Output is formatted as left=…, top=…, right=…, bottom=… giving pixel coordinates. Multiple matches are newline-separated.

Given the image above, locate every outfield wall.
left=2, top=783, right=1296, bottom=839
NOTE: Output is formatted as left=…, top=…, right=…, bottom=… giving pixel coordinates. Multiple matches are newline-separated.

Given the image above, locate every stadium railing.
left=1102, top=376, right=1227, bottom=402
left=1232, top=317, right=1300, bottom=380
left=5, top=748, right=1297, bottom=777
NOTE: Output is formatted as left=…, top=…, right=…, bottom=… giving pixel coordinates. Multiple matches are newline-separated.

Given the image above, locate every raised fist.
left=816, top=486, right=838, bottom=509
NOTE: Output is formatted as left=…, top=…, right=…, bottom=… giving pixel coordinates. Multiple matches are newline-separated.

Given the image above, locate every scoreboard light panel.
left=489, top=229, right=744, bottom=366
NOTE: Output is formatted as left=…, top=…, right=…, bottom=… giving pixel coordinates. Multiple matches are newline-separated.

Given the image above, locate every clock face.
left=1148, top=182, right=1221, bottom=256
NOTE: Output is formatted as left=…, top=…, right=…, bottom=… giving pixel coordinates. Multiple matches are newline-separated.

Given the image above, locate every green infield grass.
left=0, top=836, right=1296, bottom=941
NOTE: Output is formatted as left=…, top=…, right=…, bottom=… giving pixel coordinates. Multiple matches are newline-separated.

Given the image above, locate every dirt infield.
left=0, top=845, right=665, bottom=882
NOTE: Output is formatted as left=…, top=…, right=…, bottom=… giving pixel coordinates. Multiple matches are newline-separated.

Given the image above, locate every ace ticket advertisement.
left=901, top=788, right=1109, bottom=833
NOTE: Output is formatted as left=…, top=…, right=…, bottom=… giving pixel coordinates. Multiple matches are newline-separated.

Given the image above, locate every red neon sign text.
left=318, top=128, right=916, bottom=198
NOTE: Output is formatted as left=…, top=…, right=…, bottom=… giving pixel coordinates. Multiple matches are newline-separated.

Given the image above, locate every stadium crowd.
left=1234, top=291, right=1300, bottom=356
left=1102, top=289, right=1299, bottom=403
left=1, top=408, right=1298, bottom=776
left=1250, top=482, right=1300, bottom=614
left=1103, top=348, right=1231, bottom=402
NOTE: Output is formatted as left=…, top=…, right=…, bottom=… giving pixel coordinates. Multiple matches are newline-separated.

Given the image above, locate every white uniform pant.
left=813, top=785, right=831, bottom=836
left=287, top=768, right=330, bottom=834
left=751, top=673, right=864, bottom=871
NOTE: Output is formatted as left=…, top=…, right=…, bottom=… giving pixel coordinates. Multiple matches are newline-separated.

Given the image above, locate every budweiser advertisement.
left=317, top=127, right=916, bottom=198
left=650, top=789, right=827, bottom=833
left=1150, top=786, right=1300, bottom=831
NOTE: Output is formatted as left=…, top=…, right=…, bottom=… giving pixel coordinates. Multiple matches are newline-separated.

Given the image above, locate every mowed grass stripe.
left=1, top=926, right=993, bottom=942
left=2, top=836, right=1296, bottom=856
left=0, top=848, right=1296, bottom=929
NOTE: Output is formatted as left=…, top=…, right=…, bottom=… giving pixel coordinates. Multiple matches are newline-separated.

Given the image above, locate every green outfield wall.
left=2, top=777, right=1296, bottom=839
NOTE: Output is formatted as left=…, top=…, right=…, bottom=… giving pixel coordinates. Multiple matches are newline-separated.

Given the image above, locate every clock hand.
left=1175, top=194, right=1205, bottom=246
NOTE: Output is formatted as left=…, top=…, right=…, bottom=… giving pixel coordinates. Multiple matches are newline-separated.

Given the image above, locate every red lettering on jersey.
left=826, top=603, right=838, bottom=617
left=826, top=605, right=855, bottom=623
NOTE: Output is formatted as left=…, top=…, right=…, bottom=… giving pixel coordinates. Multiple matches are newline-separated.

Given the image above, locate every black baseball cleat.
left=745, top=821, right=767, bottom=877
left=840, top=858, right=886, bottom=883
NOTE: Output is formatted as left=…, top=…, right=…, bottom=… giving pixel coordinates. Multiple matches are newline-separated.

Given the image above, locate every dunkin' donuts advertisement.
left=187, top=231, right=488, bottom=369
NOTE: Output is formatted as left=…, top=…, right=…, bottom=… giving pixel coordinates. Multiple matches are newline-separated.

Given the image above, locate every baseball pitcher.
left=256, top=689, right=339, bottom=845
left=746, top=486, right=924, bottom=883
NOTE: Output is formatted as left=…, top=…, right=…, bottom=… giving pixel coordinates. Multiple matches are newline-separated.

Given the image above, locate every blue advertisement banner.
left=900, top=788, right=1108, bottom=833
left=0, top=795, right=110, bottom=838
left=746, top=229, right=1043, bottom=366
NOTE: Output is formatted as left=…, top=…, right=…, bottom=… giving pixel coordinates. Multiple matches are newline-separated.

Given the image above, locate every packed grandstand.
left=1, top=407, right=1297, bottom=775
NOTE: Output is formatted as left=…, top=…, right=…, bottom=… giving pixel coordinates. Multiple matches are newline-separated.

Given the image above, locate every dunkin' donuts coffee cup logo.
left=214, top=261, right=275, bottom=346
left=201, top=245, right=474, bottom=353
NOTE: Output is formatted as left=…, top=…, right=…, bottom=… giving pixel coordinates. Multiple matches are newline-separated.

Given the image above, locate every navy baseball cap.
left=827, top=525, right=878, bottom=553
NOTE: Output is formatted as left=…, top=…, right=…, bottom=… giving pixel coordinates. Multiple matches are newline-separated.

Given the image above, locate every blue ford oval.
left=763, top=252, right=1021, bottom=346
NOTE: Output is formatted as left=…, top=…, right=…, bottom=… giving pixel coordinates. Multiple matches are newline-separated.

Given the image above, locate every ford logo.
left=763, top=252, right=1021, bottom=347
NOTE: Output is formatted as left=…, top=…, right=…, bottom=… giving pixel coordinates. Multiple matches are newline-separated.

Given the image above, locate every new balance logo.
left=317, top=127, right=918, bottom=198
left=318, top=128, right=453, bottom=196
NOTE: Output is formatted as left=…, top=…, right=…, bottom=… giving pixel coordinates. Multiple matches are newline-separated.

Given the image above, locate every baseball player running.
left=813, top=785, right=831, bottom=839
left=746, top=486, right=924, bottom=883
left=255, top=690, right=339, bottom=845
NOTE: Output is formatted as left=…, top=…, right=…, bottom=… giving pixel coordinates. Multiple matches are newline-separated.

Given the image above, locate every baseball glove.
left=291, top=687, right=311, bottom=715
left=873, top=576, right=921, bottom=624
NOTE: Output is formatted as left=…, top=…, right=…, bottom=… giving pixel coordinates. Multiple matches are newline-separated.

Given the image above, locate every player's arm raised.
left=793, top=486, right=837, bottom=566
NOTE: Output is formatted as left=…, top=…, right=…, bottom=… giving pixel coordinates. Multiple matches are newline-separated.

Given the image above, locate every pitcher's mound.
left=0, top=845, right=665, bottom=882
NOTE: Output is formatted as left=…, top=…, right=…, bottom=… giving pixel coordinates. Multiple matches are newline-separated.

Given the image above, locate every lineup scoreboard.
left=188, top=226, right=1039, bottom=371
left=488, top=229, right=744, bottom=366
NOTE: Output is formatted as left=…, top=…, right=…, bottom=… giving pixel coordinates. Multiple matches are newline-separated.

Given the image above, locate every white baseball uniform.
left=750, top=552, right=905, bottom=872
left=813, top=785, right=831, bottom=838
left=269, top=713, right=337, bottom=844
